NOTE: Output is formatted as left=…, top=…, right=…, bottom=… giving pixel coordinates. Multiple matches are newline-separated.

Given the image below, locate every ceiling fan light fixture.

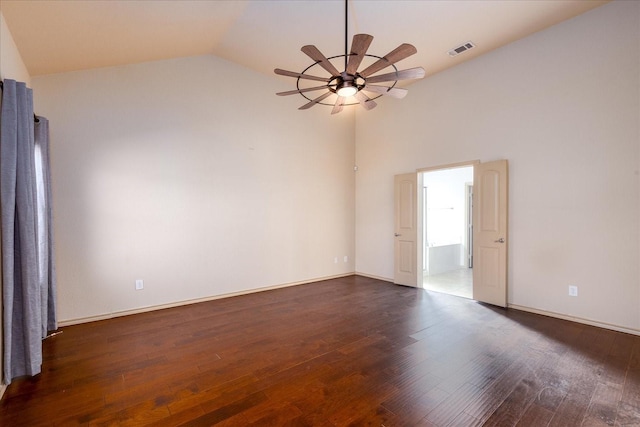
left=336, top=83, right=358, bottom=97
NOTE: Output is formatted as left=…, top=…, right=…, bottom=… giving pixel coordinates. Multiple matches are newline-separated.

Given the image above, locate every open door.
left=394, top=173, right=418, bottom=287
left=472, top=160, right=508, bottom=307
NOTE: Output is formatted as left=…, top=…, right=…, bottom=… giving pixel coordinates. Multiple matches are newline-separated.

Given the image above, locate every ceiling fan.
left=274, top=0, right=426, bottom=114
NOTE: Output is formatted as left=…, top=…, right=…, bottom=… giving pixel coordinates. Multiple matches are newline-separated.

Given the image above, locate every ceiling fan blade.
left=274, top=68, right=330, bottom=82
left=331, top=96, right=346, bottom=115
left=346, top=34, right=374, bottom=75
left=354, top=91, right=377, bottom=111
left=301, top=45, right=341, bottom=77
left=299, top=91, right=333, bottom=110
left=362, top=85, right=408, bottom=99
left=359, top=43, right=418, bottom=78
left=277, top=85, right=331, bottom=96
left=365, top=67, right=426, bottom=84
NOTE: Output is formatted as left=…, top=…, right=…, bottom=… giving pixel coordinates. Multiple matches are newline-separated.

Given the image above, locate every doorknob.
left=495, top=238, right=505, bottom=243
left=395, top=233, right=401, bottom=237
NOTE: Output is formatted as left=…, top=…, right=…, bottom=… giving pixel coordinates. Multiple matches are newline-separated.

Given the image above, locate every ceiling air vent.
left=448, top=41, right=475, bottom=57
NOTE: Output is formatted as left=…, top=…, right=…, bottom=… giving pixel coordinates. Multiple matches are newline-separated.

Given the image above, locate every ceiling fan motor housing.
left=333, top=71, right=364, bottom=97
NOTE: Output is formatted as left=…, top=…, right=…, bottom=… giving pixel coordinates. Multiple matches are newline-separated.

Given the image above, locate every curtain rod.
left=0, top=81, right=40, bottom=123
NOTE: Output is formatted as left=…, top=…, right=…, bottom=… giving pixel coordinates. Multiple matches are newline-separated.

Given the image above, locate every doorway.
left=421, top=165, right=473, bottom=298
left=394, top=160, right=508, bottom=306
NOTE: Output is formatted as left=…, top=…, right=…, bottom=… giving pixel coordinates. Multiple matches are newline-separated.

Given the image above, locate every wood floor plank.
left=458, top=358, right=529, bottom=422
left=230, top=397, right=303, bottom=425
left=446, top=411, right=483, bottom=427
left=548, top=391, right=595, bottom=427
left=1, top=275, right=639, bottom=426
left=166, top=373, right=258, bottom=416
left=180, top=391, right=268, bottom=426
left=423, top=380, right=485, bottom=426
left=483, top=377, right=543, bottom=426
left=582, top=381, right=623, bottom=426
left=382, top=385, right=450, bottom=426
left=515, top=402, right=555, bottom=426
left=143, top=405, right=206, bottom=427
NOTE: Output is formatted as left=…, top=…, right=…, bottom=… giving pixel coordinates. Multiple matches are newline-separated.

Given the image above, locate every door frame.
left=465, top=182, right=473, bottom=269
left=397, top=159, right=508, bottom=307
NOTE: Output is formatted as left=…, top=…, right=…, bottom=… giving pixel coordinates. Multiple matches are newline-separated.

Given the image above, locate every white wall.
left=0, top=9, right=32, bottom=390
left=424, top=167, right=472, bottom=247
left=0, top=11, right=31, bottom=85
left=32, top=55, right=355, bottom=324
left=355, top=1, right=640, bottom=332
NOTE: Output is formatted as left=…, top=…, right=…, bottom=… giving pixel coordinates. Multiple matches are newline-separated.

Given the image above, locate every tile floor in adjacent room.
left=423, top=267, right=473, bottom=299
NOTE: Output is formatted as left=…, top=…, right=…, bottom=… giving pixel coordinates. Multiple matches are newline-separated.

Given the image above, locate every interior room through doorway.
left=421, top=165, right=473, bottom=298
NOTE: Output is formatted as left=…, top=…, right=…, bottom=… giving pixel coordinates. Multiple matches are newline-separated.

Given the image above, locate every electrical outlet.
left=334, top=257, right=338, bottom=264
left=568, top=285, right=578, bottom=297
left=343, top=255, right=348, bottom=263
left=135, top=279, right=144, bottom=290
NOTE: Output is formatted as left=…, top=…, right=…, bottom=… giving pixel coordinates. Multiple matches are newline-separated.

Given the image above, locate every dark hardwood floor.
left=1, top=275, right=639, bottom=426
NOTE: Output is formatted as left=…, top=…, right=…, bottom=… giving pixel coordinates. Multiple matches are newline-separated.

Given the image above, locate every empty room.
left=0, top=0, right=639, bottom=425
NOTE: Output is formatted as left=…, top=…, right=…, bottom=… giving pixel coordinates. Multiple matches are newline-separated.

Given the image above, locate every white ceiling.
left=1, top=0, right=609, bottom=82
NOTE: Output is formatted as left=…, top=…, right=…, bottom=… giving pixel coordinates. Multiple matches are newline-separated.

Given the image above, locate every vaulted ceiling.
left=1, top=0, right=608, bottom=83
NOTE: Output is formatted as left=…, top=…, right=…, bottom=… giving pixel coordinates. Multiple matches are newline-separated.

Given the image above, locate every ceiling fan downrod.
left=335, top=0, right=360, bottom=98
left=344, top=0, right=349, bottom=72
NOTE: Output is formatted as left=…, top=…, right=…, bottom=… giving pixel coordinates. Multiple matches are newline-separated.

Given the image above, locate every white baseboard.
left=55, top=273, right=640, bottom=338
left=354, top=271, right=393, bottom=283
left=58, top=272, right=355, bottom=327
left=508, top=303, right=640, bottom=336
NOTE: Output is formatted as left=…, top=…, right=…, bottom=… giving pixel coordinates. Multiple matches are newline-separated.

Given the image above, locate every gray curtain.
left=0, top=79, right=57, bottom=385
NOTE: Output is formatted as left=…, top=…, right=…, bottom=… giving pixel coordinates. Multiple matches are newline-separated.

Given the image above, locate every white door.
left=472, top=160, right=508, bottom=307
left=394, top=173, right=418, bottom=287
